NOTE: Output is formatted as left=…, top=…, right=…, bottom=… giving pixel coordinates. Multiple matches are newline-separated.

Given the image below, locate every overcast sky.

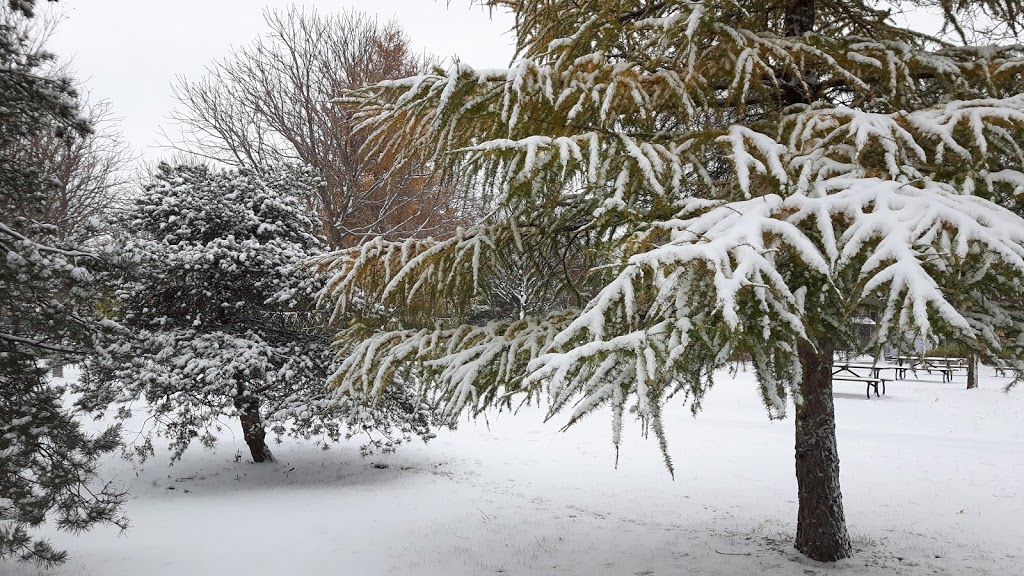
left=44, top=1, right=516, bottom=162
left=39, top=2, right=948, bottom=166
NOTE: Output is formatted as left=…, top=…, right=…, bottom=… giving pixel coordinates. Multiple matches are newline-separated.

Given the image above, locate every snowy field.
left=6, top=366, right=1023, bottom=576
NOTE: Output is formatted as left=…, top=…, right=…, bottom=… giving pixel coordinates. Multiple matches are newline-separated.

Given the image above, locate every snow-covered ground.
left=7, top=366, right=1023, bottom=576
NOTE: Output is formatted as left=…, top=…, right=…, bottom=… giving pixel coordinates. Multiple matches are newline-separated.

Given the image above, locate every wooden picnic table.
left=887, top=355, right=962, bottom=382
left=835, top=362, right=908, bottom=380
left=831, top=363, right=891, bottom=399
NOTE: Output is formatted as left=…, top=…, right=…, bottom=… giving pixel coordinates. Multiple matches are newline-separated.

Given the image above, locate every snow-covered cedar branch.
left=316, top=226, right=499, bottom=324
left=340, top=7, right=1024, bottom=193
left=329, top=311, right=575, bottom=420
left=316, top=215, right=598, bottom=326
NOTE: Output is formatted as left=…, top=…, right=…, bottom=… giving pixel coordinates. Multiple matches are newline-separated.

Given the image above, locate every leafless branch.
left=166, top=6, right=464, bottom=248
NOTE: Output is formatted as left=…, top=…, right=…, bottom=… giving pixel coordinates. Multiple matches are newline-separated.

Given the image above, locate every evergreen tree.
left=81, top=164, right=435, bottom=464
left=320, top=0, right=1024, bottom=562
left=1, top=6, right=127, bottom=566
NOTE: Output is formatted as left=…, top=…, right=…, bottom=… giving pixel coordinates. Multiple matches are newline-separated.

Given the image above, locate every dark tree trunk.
left=794, top=338, right=853, bottom=562
left=966, top=353, right=978, bottom=389
left=781, top=0, right=818, bottom=104
left=784, top=0, right=816, bottom=36
left=234, top=386, right=275, bottom=463
left=782, top=0, right=850, bottom=561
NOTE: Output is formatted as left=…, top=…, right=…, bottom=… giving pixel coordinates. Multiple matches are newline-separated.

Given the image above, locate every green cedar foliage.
left=320, top=0, right=1024, bottom=562
left=0, top=8, right=127, bottom=567
left=325, top=0, right=1024, bottom=456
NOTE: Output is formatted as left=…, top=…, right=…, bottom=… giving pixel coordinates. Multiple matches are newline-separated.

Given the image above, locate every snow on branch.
left=520, top=95, right=1024, bottom=430
left=802, top=176, right=1024, bottom=335
left=777, top=96, right=1024, bottom=194
left=323, top=4, right=1024, bottom=465
left=316, top=226, right=500, bottom=324
left=329, top=311, right=577, bottom=420
left=528, top=174, right=1024, bottom=414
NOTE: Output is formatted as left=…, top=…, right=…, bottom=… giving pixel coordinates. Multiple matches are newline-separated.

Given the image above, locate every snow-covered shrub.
left=81, top=163, right=434, bottom=463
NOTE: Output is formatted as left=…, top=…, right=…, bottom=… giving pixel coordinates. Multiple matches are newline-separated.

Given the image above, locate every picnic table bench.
left=832, top=376, right=885, bottom=398
left=832, top=363, right=892, bottom=399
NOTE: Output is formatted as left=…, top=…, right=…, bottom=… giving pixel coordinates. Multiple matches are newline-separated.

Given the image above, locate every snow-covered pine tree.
left=319, top=0, right=1024, bottom=562
left=81, top=164, right=434, bottom=464
left=1, top=7, right=127, bottom=566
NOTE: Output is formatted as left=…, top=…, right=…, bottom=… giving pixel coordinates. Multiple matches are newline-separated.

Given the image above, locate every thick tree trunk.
left=234, top=388, right=275, bottom=463
left=966, top=353, right=978, bottom=389
left=794, top=338, right=853, bottom=562
left=784, top=0, right=816, bottom=36
left=783, top=0, right=850, bottom=561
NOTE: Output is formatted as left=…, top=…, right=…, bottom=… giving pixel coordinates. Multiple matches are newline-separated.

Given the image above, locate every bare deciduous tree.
left=1, top=6, right=133, bottom=243
left=9, top=98, right=133, bottom=242
left=168, top=7, right=459, bottom=248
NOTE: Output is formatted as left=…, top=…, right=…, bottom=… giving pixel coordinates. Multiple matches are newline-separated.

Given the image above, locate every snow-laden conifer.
left=319, top=0, right=1024, bottom=562
left=82, top=164, right=435, bottom=464
left=1, top=8, right=127, bottom=566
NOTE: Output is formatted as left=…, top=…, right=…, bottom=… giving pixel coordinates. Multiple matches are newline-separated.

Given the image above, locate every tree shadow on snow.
left=112, top=442, right=450, bottom=499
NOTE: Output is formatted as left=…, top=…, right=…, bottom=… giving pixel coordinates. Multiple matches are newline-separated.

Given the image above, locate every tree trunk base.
left=794, top=339, right=853, bottom=562
left=966, top=354, right=978, bottom=390
left=235, top=395, right=275, bottom=463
